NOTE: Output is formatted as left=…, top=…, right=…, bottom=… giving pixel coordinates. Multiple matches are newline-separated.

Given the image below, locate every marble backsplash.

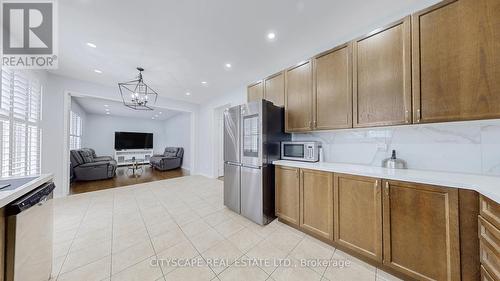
left=292, top=119, right=500, bottom=176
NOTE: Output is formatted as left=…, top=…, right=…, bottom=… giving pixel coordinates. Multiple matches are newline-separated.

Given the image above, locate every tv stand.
left=115, top=149, right=154, bottom=166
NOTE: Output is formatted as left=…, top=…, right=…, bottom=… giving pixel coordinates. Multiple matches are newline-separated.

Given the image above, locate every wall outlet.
left=377, top=143, right=388, bottom=151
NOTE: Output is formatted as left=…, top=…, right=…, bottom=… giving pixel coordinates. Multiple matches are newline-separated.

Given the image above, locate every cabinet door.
left=300, top=169, right=333, bottom=240
left=479, top=195, right=500, bottom=230
left=353, top=17, right=411, bottom=128
left=412, top=0, right=500, bottom=123
left=264, top=72, right=285, bottom=107
left=285, top=61, right=313, bottom=132
left=275, top=166, right=300, bottom=226
left=248, top=82, right=263, bottom=102
left=313, top=44, right=352, bottom=130
left=382, top=180, right=460, bottom=281
left=478, top=216, right=500, bottom=281
left=333, top=174, right=382, bottom=261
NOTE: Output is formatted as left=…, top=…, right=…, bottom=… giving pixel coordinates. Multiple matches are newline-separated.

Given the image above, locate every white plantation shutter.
left=0, top=68, right=42, bottom=177
left=69, top=111, right=82, bottom=150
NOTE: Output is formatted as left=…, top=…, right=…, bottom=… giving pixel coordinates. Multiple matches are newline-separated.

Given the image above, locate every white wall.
left=163, top=113, right=192, bottom=170
left=195, top=87, right=245, bottom=177
left=83, top=114, right=167, bottom=157
left=42, top=73, right=198, bottom=197
left=70, top=99, right=88, bottom=147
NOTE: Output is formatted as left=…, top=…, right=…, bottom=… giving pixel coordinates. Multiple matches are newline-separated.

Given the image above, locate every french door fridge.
left=223, top=100, right=290, bottom=225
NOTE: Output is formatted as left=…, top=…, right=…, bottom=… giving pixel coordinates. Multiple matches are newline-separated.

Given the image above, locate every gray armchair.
left=70, top=149, right=117, bottom=181
left=86, top=148, right=114, bottom=162
left=150, top=147, right=184, bottom=171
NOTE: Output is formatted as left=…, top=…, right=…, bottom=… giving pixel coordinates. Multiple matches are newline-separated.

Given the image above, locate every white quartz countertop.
left=273, top=160, right=500, bottom=203
left=0, top=174, right=54, bottom=208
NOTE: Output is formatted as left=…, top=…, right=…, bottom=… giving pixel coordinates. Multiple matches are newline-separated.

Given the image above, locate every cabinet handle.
left=405, top=110, right=409, bottom=123
left=385, top=182, right=389, bottom=196
left=313, top=120, right=317, bottom=128
left=374, top=180, right=378, bottom=188
left=416, top=109, right=421, bottom=123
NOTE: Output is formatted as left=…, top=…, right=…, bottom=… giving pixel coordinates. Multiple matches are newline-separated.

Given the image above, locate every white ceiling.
left=73, top=96, right=181, bottom=121
left=52, top=0, right=439, bottom=104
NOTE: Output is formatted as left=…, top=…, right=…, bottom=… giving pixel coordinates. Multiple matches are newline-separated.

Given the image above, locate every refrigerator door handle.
left=241, top=164, right=261, bottom=169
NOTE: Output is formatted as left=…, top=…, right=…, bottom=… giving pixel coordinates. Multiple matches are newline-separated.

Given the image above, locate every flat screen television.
left=114, top=132, right=153, bottom=150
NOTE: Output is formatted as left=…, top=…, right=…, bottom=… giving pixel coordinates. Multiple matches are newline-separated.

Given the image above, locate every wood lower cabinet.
left=479, top=216, right=500, bottom=280
left=479, top=195, right=500, bottom=281
left=300, top=169, right=333, bottom=240
left=382, top=180, right=461, bottom=281
left=264, top=72, right=285, bottom=107
left=353, top=17, right=411, bottom=128
left=480, top=195, right=500, bottom=230
left=285, top=61, right=313, bottom=132
left=412, top=0, right=500, bottom=124
left=333, top=174, right=382, bottom=262
left=275, top=166, right=300, bottom=226
left=247, top=81, right=263, bottom=102
left=313, top=44, right=352, bottom=130
left=481, top=265, right=495, bottom=281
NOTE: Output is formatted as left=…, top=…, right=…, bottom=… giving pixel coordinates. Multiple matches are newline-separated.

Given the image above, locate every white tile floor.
left=52, top=175, right=402, bottom=281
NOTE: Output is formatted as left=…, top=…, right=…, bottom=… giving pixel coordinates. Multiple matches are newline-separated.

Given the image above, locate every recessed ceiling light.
left=225, top=63, right=232, bottom=69
left=185, top=92, right=191, bottom=96
left=151, top=117, right=155, bottom=120
left=106, top=112, right=110, bottom=115
left=267, top=32, right=276, bottom=40
left=201, top=81, right=207, bottom=85
left=104, top=104, right=109, bottom=107
left=86, top=42, right=97, bottom=48
left=94, top=69, right=102, bottom=74
left=159, top=112, right=162, bottom=114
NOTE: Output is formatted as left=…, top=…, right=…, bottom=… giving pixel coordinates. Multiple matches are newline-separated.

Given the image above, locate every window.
left=69, top=111, right=82, bottom=150
left=0, top=68, right=42, bottom=177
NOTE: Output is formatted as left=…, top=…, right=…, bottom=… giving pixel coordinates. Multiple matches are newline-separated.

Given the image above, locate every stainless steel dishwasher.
left=5, top=182, right=55, bottom=281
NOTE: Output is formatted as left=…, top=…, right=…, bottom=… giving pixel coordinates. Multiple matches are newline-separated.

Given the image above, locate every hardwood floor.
left=70, top=166, right=189, bottom=195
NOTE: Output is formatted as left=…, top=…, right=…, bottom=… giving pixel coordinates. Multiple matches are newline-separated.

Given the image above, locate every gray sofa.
left=70, top=148, right=117, bottom=181
left=150, top=147, right=184, bottom=171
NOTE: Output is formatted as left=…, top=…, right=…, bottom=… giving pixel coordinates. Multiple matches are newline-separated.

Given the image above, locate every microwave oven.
left=281, top=141, right=321, bottom=162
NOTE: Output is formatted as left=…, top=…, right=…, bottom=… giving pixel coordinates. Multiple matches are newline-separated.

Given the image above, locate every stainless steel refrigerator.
left=223, top=100, right=290, bottom=225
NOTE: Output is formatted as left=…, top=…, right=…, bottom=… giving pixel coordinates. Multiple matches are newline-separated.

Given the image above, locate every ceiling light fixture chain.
left=118, top=67, right=158, bottom=110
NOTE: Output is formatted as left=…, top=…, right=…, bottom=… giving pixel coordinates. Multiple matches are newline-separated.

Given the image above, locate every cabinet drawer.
left=479, top=218, right=500, bottom=281
left=480, top=195, right=500, bottom=230
left=482, top=265, right=496, bottom=281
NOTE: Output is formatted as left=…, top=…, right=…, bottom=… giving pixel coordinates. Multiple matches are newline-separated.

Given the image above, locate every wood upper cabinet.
left=412, top=0, right=500, bottom=124
left=285, top=61, right=313, bottom=132
left=313, top=44, right=353, bottom=130
left=275, top=165, right=300, bottom=226
left=353, top=17, right=411, bottom=128
left=264, top=72, right=285, bottom=107
left=247, top=81, right=263, bottom=103
left=333, top=174, right=382, bottom=262
left=300, top=169, right=333, bottom=240
left=382, top=180, right=461, bottom=281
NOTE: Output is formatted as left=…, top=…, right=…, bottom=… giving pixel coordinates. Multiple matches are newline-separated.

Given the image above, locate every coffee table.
left=126, top=158, right=145, bottom=177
